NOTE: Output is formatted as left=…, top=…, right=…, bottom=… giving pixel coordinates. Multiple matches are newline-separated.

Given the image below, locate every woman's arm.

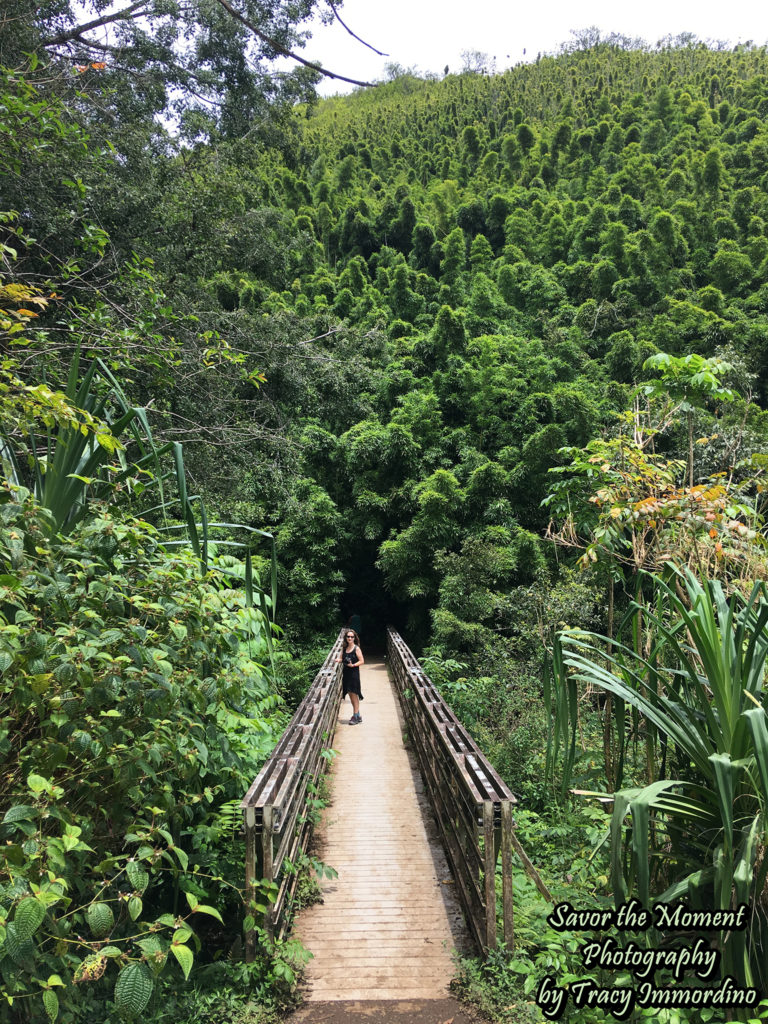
left=355, top=646, right=365, bottom=667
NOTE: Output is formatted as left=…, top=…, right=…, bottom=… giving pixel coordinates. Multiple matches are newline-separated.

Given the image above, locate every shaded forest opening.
left=338, top=540, right=411, bottom=653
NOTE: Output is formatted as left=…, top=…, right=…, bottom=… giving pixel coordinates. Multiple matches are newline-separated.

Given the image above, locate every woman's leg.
left=350, top=693, right=360, bottom=719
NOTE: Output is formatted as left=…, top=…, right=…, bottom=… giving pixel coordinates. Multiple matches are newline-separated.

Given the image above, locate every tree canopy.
left=1, top=0, right=371, bottom=137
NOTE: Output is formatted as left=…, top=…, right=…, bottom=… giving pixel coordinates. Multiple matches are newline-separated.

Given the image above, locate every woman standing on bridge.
left=336, top=629, right=364, bottom=725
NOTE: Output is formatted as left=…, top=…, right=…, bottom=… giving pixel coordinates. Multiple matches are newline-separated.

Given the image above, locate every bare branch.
left=212, top=0, right=373, bottom=87
left=327, top=1, right=388, bottom=56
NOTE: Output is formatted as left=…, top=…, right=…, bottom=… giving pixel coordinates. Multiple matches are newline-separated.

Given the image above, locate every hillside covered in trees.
left=3, top=12, right=768, bottom=1021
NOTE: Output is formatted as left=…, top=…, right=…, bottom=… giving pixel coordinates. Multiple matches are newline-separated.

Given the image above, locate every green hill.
left=199, top=38, right=768, bottom=640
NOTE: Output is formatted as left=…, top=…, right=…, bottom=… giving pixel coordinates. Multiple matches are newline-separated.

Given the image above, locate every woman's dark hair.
left=344, top=629, right=360, bottom=647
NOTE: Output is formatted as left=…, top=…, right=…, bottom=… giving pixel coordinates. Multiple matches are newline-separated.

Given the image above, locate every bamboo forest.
left=3, top=4, right=768, bottom=1022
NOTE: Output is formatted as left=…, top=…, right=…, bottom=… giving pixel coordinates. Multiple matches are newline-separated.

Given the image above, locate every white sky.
left=304, top=0, right=768, bottom=96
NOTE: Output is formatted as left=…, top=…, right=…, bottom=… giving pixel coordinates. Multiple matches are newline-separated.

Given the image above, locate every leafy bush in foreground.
left=0, top=485, right=288, bottom=1021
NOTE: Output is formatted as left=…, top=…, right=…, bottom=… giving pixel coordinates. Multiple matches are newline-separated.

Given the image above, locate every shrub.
left=0, top=486, right=288, bottom=1020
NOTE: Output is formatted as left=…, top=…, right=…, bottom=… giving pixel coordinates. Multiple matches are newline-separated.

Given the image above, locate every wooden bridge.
left=241, top=629, right=546, bottom=1001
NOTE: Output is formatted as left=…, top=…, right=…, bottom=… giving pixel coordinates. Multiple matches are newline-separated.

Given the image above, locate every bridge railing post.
left=261, top=805, right=274, bottom=943
left=244, top=804, right=258, bottom=961
left=501, top=801, right=515, bottom=948
left=483, top=800, right=496, bottom=949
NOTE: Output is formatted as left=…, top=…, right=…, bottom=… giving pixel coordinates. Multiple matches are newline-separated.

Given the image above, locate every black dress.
left=342, top=646, right=362, bottom=698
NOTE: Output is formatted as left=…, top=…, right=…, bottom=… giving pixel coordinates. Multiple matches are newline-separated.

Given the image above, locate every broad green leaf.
left=14, top=897, right=46, bottom=939
left=42, top=989, right=58, bottom=1022
left=86, top=902, right=114, bottom=939
left=2, top=805, right=35, bottom=824
left=4, top=922, right=36, bottom=967
left=136, top=935, right=167, bottom=973
left=30, top=674, right=52, bottom=694
left=191, top=905, right=223, bottom=923
left=171, top=942, right=193, bottom=980
left=136, top=935, right=164, bottom=957
left=126, top=861, right=149, bottom=894
left=34, top=892, right=62, bottom=908
left=114, top=963, right=153, bottom=1016
left=128, top=897, right=142, bottom=922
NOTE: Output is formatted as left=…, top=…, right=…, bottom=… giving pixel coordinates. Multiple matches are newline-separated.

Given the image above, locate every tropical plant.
left=641, top=352, right=738, bottom=487
left=545, top=428, right=767, bottom=586
left=1, top=347, right=165, bottom=533
left=554, top=566, right=768, bottom=990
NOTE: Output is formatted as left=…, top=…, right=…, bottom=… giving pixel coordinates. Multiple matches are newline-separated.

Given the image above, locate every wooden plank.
left=483, top=801, right=497, bottom=950
left=501, top=800, right=515, bottom=949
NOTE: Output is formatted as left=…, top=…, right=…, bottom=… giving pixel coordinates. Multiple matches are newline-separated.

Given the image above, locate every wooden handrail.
left=387, top=627, right=517, bottom=950
left=241, top=632, right=344, bottom=952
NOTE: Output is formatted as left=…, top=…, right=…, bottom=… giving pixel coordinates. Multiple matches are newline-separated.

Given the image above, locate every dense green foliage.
left=0, top=31, right=310, bottom=1024
left=5, top=21, right=768, bottom=1023
left=557, top=569, right=768, bottom=986
left=0, top=488, right=298, bottom=1019
left=126, top=35, right=768, bottom=643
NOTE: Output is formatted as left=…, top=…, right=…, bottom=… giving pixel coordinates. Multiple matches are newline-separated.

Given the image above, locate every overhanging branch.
left=40, top=0, right=374, bottom=89
left=212, top=0, right=372, bottom=87
left=41, top=0, right=150, bottom=48
left=327, top=1, right=388, bottom=56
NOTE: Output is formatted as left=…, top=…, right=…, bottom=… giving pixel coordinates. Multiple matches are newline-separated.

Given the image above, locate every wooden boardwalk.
left=294, top=659, right=469, bottom=1001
